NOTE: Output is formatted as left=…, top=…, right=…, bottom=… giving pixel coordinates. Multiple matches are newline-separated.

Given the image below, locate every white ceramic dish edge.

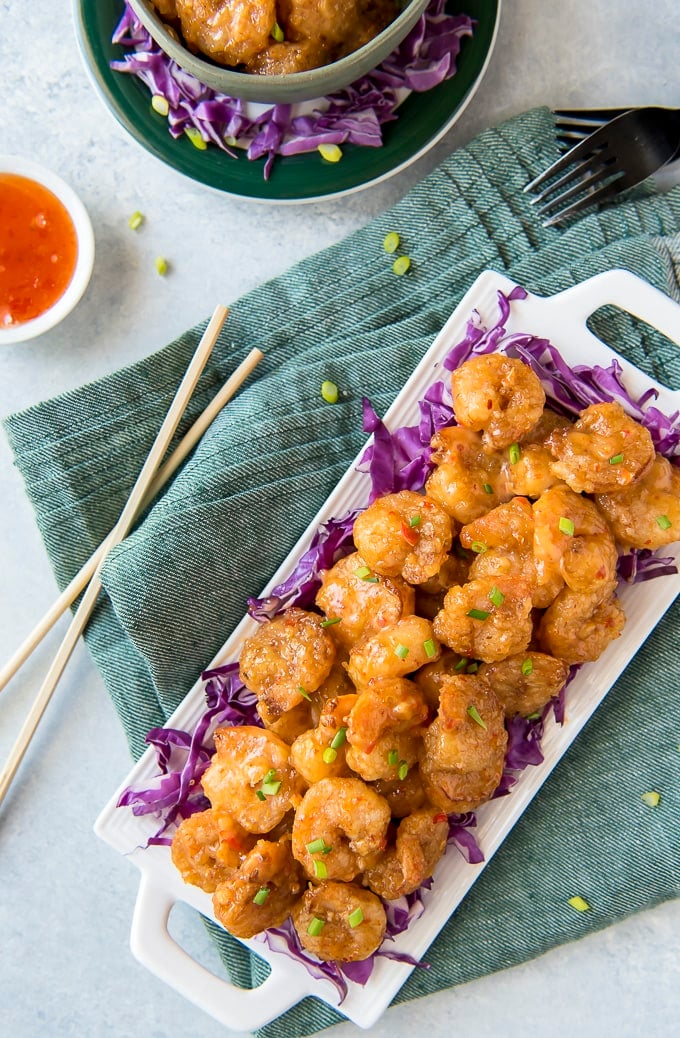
left=95, top=268, right=680, bottom=1031
left=0, top=155, right=95, bottom=345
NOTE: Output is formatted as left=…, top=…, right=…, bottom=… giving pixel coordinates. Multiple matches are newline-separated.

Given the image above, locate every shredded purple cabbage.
left=110, top=1, right=474, bottom=179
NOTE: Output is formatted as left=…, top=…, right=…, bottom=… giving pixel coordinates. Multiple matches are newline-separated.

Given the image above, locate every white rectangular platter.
left=95, top=268, right=680, bottom=1032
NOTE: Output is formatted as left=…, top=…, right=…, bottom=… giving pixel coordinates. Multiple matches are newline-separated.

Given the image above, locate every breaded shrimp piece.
left=532, top=484, right=610, bottom=597
left=504, top=410, right=573, bottom=498
left=346, top=728, right=423, bottom=783
left=289, top=693, right=357, bottom=784
left=239, top=607, right=336, bottom=719
left=371, top=766, right=428, bottom=817
left=595, top=453, right=680, bottom=549
left=315, top=550, right=415, bottom=650
left=202, top=726, right=304, bottom=833
left=412, top=650, right=469, bottom=711
left=352, top=491, right=454, bottom=584
left=212, top=835, right=305, bottom=939
left=346, top=615, right=441, bottom=686
left=291, top=881, right=387, bottom=962
left=537, top=585, right=625, bottom=664
left=363, top=808, right=449, bottom=900
left=450, top=354, right=546, bottom=450
left=433, top=575, right=533, bottom=663
left=170, top=808, right=256, bottom=892
left=291, top=777, right=390, bottom=881
left=346, top=678, right=429, bottom=753
left=425, top=426, right=512, bottom=525
left=479, top=651, right=569, bottom=718
left=547, top=401, right=655, bottom=493
left=420, top=673, right=507, bottom=813
left=175, top=0, right=275, bottom=67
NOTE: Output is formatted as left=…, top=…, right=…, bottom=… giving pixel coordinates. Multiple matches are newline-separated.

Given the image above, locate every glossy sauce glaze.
left=0, top=173, right=78, bottom=327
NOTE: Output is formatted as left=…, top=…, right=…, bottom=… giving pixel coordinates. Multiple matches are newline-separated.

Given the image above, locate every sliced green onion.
left=271, top=20, right=284, bottom=41
left=423, top=638, right=437, bottom=659
left=467, top=704, right=487, bottom=729
left=253, top=887, right=270, bottom=905
left=383, top=231, right=400, bottom=254
left=321, top=617, right=342, bottom=627
left=454, top=657, right=469, bottom=672
left=567, top=895, right=590, bottom=912
left=558, top=516, right=575, bottom=536
left=526, top=710, right=542, bottom=720
left=225, top=134, right=238, bottom=147
left=184, top=126, right=207, bottom=150
left=151, top=94, right=169, bottom=117
left=330, top=727, right=347, bottom=750
left=656, top=515, right=672, bottom=531
left=394, top=643, right=410, bottom=660
left=609, top=453, right=624, bottom=465
left=313, top=859, right=328, bottom=879
left=261, top=779, right=282, bottom=797
left=398, top=760, right=409, bottom=780
left=470, top=541, right=487, bottom=554
left=466, top=662, right=479, bottom=673
left=348, top=907, right=364, bottom=928
left=467, top=608, right=489, bottom=621
left=521, top=657, right=534, bottom=676
left=306, top=838, right=331, bottom=855
left=255, top=790, right=266, bottom=802
left=483, top=483, right=493, bottom=494
left=321, top=380, right=338, bottom=404
left=387, top=749, right=399, bottom=766
left=307, top=917, right=326, bottom=936
left=318, top=143, right=342, bottom=163
left=322, top=747, right=337, bottom=764
left=409, top=514, right=421, bottom=527
left=508, top=443, right=521, bottom=465
left=154, top=256, right=168, bottom=276
left=640, top=790, right=660, bottom=808
left=392, top=255, right=411, bottom=276
left=127, top=210, right=144, bottom=230
left=354, top=565, right=372, bottom=579
left=298, top=685, right=312, bottom=701
left=488, top=585, right=505, bottom=608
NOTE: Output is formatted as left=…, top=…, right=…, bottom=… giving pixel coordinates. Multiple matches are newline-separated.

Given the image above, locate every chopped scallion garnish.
left=321, top=617, right=342, bottom=627
left=271, top=20, right=285, bottom=41
left=609, top=453, right=624, bottom=465
left=354, top=565, right=372, bottom=579
left=423, top=638, right=437, bottom=659
left=640, top=790, right=660, bottom=807
left=261, top=779, right=281, bottom=797
left=307, top=917, right=326, bottom=936
left=298, top=685, right=312, bottom=701
left=154, top=256, right=168, bottom=276
left=467, top=608, right=489, bottom=621
left=330, top=727, right=347, bottom=750
left=488, top=585, right=505, bottom=607
left=128, top=210, right=144, bottom=230
left=409, top=514, right=421, bottom=527
left=470, top=541, right=487, bottom=554
left=567, top=896, right=590, bottom=912
left=388, top=749, right=399, bottom=766
left=521, top=657, right=534, bottom=676
left=348, top=907, right=364, bottom=928
left=454, top=657, right=469, bottom=672
left=656, top=514, right=672, bottom=530
left=253, top=887, right=270, bottom=905
left=150, top=95, right=169, bottom=117
left=398, top=760, right=409, bottom=780
left=383, top=231, right=400, bottom=254
left=394, top=643, right=410, bottom=659
left=467, top=704, right=487, bottom=729
left=313, top=859, right=328, bottom=879
left=318, top=143, right=342, bottom=163
left=508, top=443, right=521, bottom=465
left=321, top=380, right=338, bottom=404
left=255, top=790, right=266, bottom=802
left=322, top=747, right=337, bottom=764
left=184, top=127, right=207, bottom=150
left=466, top=662, right=479, bottom=673
left=306, top=838, right=332, bottom=855
left=558, top=516, right=575, bottom=536
left=392, top=255, right=411, bottom=276
left=483, top=483, right=493, bottom=494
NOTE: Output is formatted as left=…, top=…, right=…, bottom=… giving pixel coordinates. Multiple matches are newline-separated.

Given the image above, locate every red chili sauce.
left=0, top=173, right=78, bottom=328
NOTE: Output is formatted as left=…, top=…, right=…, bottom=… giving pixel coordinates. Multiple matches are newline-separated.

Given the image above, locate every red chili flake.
left=433, top=812, right=448, bottom=824
left=401, top=522, right=420, bottom=546
left=487, top=399, right=493, bottom=409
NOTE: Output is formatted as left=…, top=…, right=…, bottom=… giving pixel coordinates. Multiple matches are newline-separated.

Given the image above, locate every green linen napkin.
left=4, top=106, right=680, bottom=1036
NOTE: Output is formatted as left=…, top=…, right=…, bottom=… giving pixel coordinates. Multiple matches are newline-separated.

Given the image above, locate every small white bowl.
left=0, top=156, right=95, bottom=345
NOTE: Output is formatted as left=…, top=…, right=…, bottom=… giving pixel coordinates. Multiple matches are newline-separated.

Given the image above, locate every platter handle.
left=130, top=872, right=304, bottom=1031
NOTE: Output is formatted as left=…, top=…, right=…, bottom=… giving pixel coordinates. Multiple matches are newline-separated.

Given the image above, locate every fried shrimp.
left=595, top=453, right=680, bottom=549
left=505, top=411, right=573, bottom=497
left=170, top=808, right=256, bottom=892
left=346, top=678, right=429, bottom=753
left=201, top=726, right=304, bottom=833
left=239, top=607, right=336, bottom=719
left=175, top=0, right=276, bottom=67
left=212, top=836, right=305, bottom=939
left=315, top=550, right=415, bottom=650
left=345, top=728, right=422, bottom=782
left=291, top=881, right=387, bottom=962
left=547, top=401, right=655, bottom=494
left=371, top=766, right=427, bottom=817
left=291, top=777, right=390, bottom=881
left=451, top=354, right=546, bottom=450
left=420, top=673, right=507, bottom=813
left=432, top=575, right=533, bottom=663
left=425, top=426, right=512, bottom=525
left=537, top=585, right=625, bottom=664
left=479, top=651, right=569, bottom=718
left=346, top=615, right=440, bottom=686
left=352, top=491, right=454, bottom=584
left=532, top=483, right=612, bottom=600
left=363, top=808, right=449, bottom=900
left=289, top=693, right=357, bottom=784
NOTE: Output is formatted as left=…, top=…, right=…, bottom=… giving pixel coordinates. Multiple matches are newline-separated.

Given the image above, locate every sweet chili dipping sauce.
left=0, top=173, right=78, bottom=328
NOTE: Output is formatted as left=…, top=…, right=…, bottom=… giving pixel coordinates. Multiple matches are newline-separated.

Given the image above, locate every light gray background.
left=1, top=2, right=678, bottom=1036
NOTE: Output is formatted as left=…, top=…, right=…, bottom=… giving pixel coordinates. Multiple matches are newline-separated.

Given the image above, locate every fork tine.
left=541, top=179, right=623, bottom=227
left=524, top=130, right=609, bottom=193
left=527, top=152, right=614, bottom=208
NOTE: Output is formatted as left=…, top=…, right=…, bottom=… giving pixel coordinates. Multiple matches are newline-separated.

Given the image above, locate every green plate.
left=73, top=0, right=500, bottom=203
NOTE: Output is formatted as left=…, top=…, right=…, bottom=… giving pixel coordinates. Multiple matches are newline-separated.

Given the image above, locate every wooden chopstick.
left=0, top=304, right=245, bottom=807
left=0, top=337, right=263, bottom=698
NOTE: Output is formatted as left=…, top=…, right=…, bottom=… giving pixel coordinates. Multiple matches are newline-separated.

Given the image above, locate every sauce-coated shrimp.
left=315, top=551, right=415, bottom=649
left=433, top=575, right=533, bottom=662
left=363, top=808, right=449, bottom=900
left=412, top=650, right=468, bottom=711
left=289, top=693, right=357, bottom=784
left=537, top=586, right=625, bottom=664
left=371, top=766, right=427, bottom=817
left=425, top=426, right=512, bottom=525
left=547, top=401, right=655, bottom=493
left=420, top=673, right=507, bottom=812
left=291, top=777, right=390, bottom=881
left=170, top=808, right=256, bottom=892
left=175, top=0, right=275, bottom=67
left=346, top=728, right=422, bottom=782
left=504, top=410, right=572, bottom=498
left=346, top=678, right=429, bottom=753
left=595, top=453, right=680, bottom=549
left=451, top=354, right=546, bottom=450
left=352, top=491, right=454, bottom=584
left=239, top=607, right=336, bottom=719
left=346, top=615, right=441, bottom=686
left=291, top=881, right=387, bottom=962
left=479, top=651, right=569, bottom=718
left=202, top=726, right=304, bottom=833
left=212, top=835, right=305, bottom=939
left=532, top=484, right=610, bottom=599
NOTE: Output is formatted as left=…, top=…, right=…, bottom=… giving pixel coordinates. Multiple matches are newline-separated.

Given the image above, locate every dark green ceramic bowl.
left=74, top=0, right=500, bottom=203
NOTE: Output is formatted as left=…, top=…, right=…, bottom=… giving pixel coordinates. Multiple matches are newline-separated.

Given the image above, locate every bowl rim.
left=0, top=155, right=95, bottom=345
left=126, top=0, right=431, bottom=103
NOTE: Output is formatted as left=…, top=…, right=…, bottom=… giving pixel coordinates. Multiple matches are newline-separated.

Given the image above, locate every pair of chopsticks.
left=0, top=306, right=263, bottom=808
